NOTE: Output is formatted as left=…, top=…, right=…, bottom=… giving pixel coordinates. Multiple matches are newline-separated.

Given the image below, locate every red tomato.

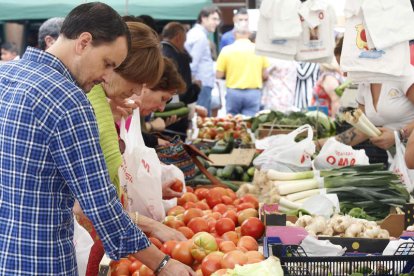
left=211, top=187, right=227, bottom=197
left=222, top=210, right=238, bottom=226
left=225, top=189, right=237, bottom=200
left=172, top=241, right=194, bottom=266
left=218, top=241, right=237, bottom=253
left=171, top=179, right=183, bottom=192
left=201, top=259, right=222, bottom=276
left=187, top=217, right=209, bottom=233
left=161, top=240, right=178, bottom=257
left=211, top=212, right=222, bottom=220
left=132, top=271, right=140, bottom=276
left=236, top=202, right=255, bottom=212
left=205, top=189, right=223, bottom=208
left=221, top=195, right=233, bottom=205
left=237, top=236, right=258, bottom=251
left=215, top=218, right=236, bottom=236
left=186, top=187, right=194, bottom=193
left=139, top=265, right=155, bottom=276
left=129, top=260, right=143, bottom=274
left=183, top=201, right=197, bottom=210
left=167, top=205, right=185, bottom=216
left=212, top=204, right=228, bottom=214
left=213, top=268, right=229, bottom=275
left=194, top=188, right=209, bottom=200
left=221, top=250, right=248, bottom=269
left=203, top=251, right=224, bottom=263
left=149, top=237, right=163, bottom=249
left=221, top=231, right=239, bottom=245
left=233, top=199, right=241, bottom=206
left=245, top=251, right=265, bottom=262
left=195, top=201, right=210, bottom=210
left=183, top=208, right=204, bottom=225
left=240, top=194, right=259, bottom=209
left=177, top=226, right=195, bottom=239
left=181, top=192, right=199, bottom=204
left=241, top=217, right=265, bottom=239
left=127, top=255, right=137, bottom=262
left=164, top=219, right=185, bottom=229
left=112, top=263, right=130, bottom=276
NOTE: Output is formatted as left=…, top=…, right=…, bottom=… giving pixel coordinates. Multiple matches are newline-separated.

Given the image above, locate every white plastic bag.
left=313, top=138, right=369, bottom=169
left=119, top=109, right=165, bottom=221
left=253, top=124, right=315, bottom=172
left=389, top=131, right=414, bottom=193
left=74, top=218, right=93, bottom=276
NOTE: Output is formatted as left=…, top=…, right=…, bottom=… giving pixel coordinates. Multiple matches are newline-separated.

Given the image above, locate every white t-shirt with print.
left=356, top=70, right=414, bottom=130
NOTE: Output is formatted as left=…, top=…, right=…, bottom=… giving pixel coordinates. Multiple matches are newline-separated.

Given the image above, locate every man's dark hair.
left=60, top=2, right=130, bottom=47
left=1, top=42, right=19, bottom=54
left=162, top=22, right=186, bottom=40
left=38, top=17, right=64, bottom=50
left=234, top=7, right=248, bottom=15
left=137, top=14, right=158, bottom=33
left=197, top=6, right=221, bottom=24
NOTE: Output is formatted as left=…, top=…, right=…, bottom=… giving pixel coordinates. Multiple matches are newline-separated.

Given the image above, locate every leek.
left=274, top=178, right=320, bottom=195
left=285, top=188, right=324, bottom=202
left=267, top=169, right=314, bottom=181
left=344, top=109, right=381, bottom=137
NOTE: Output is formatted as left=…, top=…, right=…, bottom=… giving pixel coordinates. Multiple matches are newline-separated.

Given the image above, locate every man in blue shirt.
left=185, top=6, right=221, bottom=116
left=0, top=3, right=193, bottom=275
left=219, top=8, right=249, bottom=51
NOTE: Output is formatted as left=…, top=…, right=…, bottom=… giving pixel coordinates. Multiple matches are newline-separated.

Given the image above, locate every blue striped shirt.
left=0, top=47, right=149, bottom=275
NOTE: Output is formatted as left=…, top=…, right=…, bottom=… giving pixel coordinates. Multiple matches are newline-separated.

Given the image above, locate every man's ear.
left=75, top=32, right=93, bottom=54
left=44, top=36, right=55, bottom=48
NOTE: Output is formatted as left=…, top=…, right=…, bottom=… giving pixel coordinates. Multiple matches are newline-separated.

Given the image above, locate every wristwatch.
left=154, top=254, right=170, bottom=275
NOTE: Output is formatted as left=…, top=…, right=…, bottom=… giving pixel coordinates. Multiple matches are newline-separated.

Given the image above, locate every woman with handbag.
left=78, top=21, right=194, bottom=276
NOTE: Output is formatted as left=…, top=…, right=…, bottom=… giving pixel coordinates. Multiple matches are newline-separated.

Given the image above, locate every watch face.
left=119, top=138, right=126, bottom=154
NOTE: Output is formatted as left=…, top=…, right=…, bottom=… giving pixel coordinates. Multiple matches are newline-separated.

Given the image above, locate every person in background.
left=161, top=22, right=203, bottom=138
left=185, top=6, right=221, bottom=116
left=0, top=2, right=193, bottom=275
left=219, top=7, right=249, bottom=51
left=216, top=27, right=269, bottom=116
left=38, top=17, right=65, bottom=50
left=261, top=58, right=297, bottom=113
left=294, top=62, right=320, bottom=110
left=1, top=41, right=20, bottom=61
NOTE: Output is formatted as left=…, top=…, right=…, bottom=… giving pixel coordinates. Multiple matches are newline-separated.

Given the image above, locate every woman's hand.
left=108, top=97, right=141, bottom=122
left=162, top=179, right=184, bottom=199
left=164, top=115, right=179, bottom=127
left=370, top=127, right=395, bottom=149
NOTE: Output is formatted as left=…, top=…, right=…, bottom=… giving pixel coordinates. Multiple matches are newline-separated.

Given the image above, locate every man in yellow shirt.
left=216, top=28, right=269, bottom=116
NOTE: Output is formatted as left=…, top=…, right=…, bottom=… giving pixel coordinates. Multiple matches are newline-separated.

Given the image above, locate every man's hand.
left=159, top=259, right=195, bottom=276
left=148, top=220, right=187, bottom=242
left=370, top=127, right=394, bottom=149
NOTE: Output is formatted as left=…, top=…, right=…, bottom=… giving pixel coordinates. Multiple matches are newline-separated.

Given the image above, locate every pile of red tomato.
left=111, top=186, right=265, bottom=276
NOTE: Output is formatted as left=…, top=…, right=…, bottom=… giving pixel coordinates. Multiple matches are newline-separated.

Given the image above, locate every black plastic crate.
left=270, top=243, right=414, bottom=276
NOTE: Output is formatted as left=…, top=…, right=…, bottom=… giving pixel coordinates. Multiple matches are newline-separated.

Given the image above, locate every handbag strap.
left=184, top=144, right=226, bottom=187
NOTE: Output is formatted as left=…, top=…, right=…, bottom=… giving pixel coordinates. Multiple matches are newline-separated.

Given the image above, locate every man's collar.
left=22, top=47, right=77, bottom=85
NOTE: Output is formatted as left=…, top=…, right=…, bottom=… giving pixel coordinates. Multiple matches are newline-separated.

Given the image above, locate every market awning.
left=0, top=0, right=212, bottom=21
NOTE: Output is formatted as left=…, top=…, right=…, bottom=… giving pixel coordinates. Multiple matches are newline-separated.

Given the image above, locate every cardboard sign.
left=208, top=148, right=256, bottom=167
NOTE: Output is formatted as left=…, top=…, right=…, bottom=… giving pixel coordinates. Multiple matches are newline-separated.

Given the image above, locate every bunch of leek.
left=321, top=164, right=410, bottom=220
left=344, top=109, right=381, bottom=137
left=265, top=164, right=410, bottom=220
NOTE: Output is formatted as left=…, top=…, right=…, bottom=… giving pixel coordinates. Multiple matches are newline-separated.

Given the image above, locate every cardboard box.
left=208, top=148, right=256, bottom=167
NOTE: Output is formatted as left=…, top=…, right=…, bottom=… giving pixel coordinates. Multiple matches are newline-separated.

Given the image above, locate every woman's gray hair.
left=38, top=17, right=65, bottom=50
